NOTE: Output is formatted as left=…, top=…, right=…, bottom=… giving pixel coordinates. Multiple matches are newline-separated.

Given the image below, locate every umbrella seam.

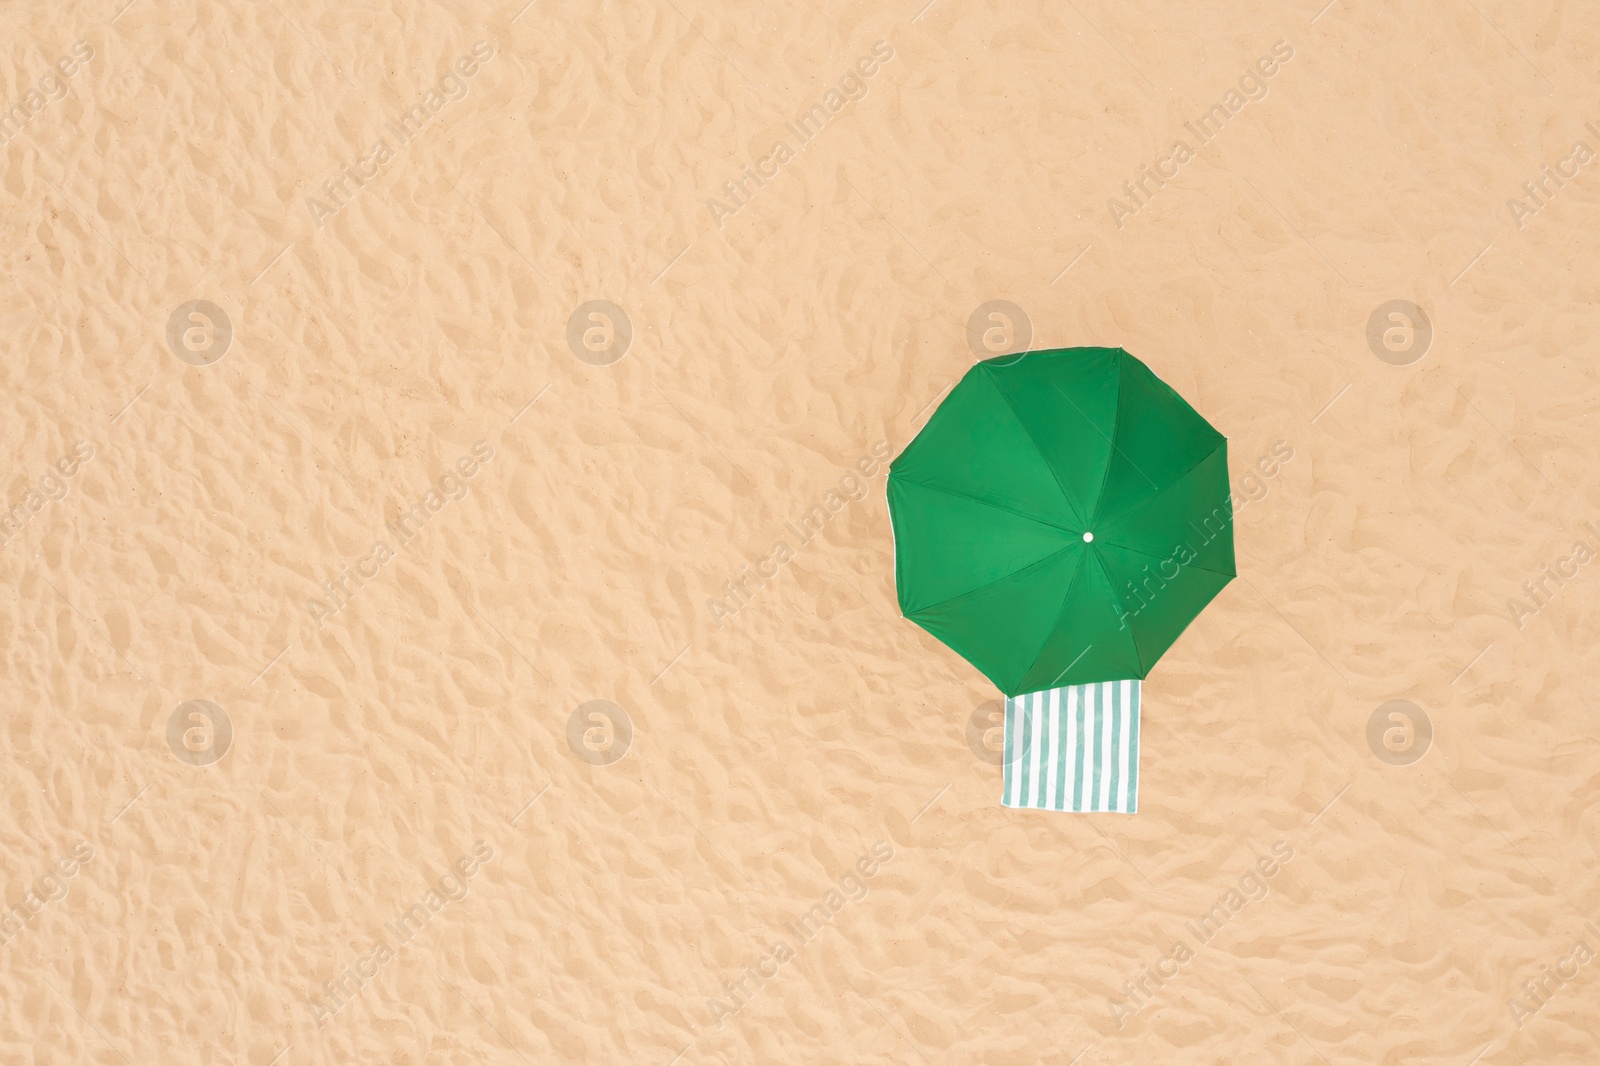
left=1085, top=350, right=1130, bottom=528
left=978, top=364, right=1088, bottom=529
left=903, top=541, right=1082, bottom=620
left=1014, top=548, right=1090, bottom=690
left=904, top=613, right=1013, bottom=695
left=887, top=472, right=1082, bottom=535
left=1091, top=535, right=1238, bottom=580
left=1093, top=435, right=1230, bottom=533
left=889, top=476, right=1081, bottom=613
left=1093, top=548, right=1148, bottom=678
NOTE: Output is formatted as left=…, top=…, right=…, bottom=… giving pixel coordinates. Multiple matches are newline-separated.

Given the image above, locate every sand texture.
left=2, top=0, right=1599, bottom=1062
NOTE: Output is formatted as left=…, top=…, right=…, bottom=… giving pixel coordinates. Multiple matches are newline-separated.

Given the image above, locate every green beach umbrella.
left=888, top=347, right=1234, bottom=696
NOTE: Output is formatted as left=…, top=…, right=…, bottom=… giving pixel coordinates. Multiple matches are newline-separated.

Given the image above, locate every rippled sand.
left=2, top=1, right=1598, bottom=1063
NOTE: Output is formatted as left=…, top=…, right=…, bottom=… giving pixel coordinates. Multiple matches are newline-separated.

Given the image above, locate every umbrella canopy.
left=888, top=347, right=1234, bottom=696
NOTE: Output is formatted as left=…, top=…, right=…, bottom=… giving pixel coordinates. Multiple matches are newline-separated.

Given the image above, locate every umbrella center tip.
left=1082, top=531, right=1094, bottom=543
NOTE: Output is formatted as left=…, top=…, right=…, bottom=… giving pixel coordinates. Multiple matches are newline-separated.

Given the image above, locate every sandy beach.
left=2, top=0, right=1599, bottom=1062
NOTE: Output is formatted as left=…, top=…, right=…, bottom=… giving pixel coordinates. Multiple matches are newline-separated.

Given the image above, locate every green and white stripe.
left=1002, top=680, right=1140, bottom=813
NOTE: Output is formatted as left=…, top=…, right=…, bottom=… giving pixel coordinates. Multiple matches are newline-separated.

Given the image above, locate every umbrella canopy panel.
left=888, top=347, right=1234, bottom=696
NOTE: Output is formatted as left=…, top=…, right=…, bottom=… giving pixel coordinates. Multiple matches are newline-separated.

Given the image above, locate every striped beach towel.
left=1002, top=680, right=1140, bottom=813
